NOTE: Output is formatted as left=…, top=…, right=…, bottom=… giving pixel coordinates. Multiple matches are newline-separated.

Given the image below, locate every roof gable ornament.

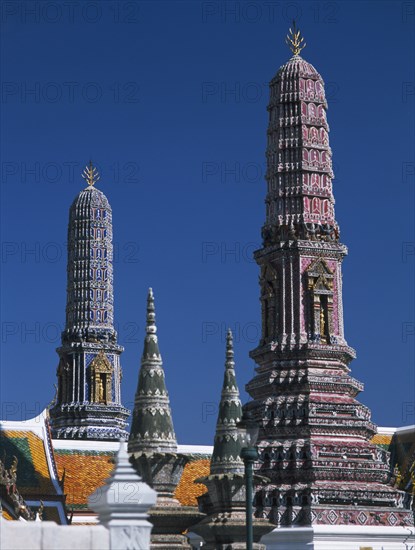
left=307, top=258, right=334, bottom=277
left=90, top=351, right=113, bottom=374
left=286, top=20, right=306, bottom=56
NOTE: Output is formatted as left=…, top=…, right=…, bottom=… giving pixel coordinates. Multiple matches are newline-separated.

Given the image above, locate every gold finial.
left=286, top=20, right=306, bottom=56
left=82, top=160, right=100, bottom=187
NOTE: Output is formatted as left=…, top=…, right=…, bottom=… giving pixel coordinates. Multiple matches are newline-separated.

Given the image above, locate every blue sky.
left=1, top=0, right=414, bottom=443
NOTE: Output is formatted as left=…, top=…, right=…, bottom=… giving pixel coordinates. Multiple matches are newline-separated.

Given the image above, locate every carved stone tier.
left=50, top=403, right=129, bottom=440
left=130, top=452, right=188, bottom=500
left=148, top=508, right=204, bottom=549
left=193, top=474, right=271, bottom=550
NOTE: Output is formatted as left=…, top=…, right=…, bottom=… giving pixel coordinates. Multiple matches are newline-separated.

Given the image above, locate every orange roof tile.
left=2, top=508, right=15, bottom=521
left=371, top=434, right=393, bottom=447
left=175, top=459, right=210, bottom=506
left=55, top=449, right=212, bottom=511
left=54, top=450, right=115, bottom=509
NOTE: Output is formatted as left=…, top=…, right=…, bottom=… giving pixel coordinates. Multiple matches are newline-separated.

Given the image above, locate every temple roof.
left=175, top=459, right=210, bottom=506
left=50, top=426, right=412, bottom=518
left=2, top=411, right=411, bottom=521
left=371, top=433, right=394, bottom=449
left=54, top=448, right=114, bottom=513
left=52, top=439, right=212, bottom=515
left=0, top=411, right=68, bottom=524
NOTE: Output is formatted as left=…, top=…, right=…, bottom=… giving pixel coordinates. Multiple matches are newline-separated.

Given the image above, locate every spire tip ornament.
left=146, top=287, right=157, bottom=335
left=285, top=20, right=306, bottom=56
left=225, top=328, right=234, bottom=367
left=82, top=160, right=100, bottom=187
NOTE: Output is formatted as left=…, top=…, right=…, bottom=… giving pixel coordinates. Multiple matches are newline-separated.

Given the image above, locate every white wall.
left=261, top=525, right=415, bottom=550
left=0, top=518, right=109, bottom=550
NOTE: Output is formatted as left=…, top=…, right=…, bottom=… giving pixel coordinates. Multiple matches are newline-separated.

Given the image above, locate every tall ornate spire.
left=245, top=37, right=413, bottom=528
left=49, top=166, right=129, bottom=440
left=128, top=288, right=177, bottom=453
left=62, top=168, right=116, bottom=342
left=261, top=46, right=338, bottom=250
left=210, top=329, right=244, bottom=475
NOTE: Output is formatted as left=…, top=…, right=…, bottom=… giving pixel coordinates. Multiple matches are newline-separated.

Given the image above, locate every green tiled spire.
left=210, top=329, right=244, bottom=475
left=128, top=288, right=177, bottom=453
left=193, top=330, right=273, bottom=546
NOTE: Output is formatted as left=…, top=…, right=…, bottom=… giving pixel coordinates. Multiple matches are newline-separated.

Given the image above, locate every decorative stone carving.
left=0, top=456, right=35, bottom=521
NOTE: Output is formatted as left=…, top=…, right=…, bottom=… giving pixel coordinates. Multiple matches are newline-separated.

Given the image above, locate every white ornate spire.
left=89, top=440, right=157, bottom=549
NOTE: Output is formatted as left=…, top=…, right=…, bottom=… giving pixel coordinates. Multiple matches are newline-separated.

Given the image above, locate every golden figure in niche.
left=320, top=307, right=326, bottom=336
left=89, top=351, right=113, bottom=404
left=97, top=374, right=106, bottom=403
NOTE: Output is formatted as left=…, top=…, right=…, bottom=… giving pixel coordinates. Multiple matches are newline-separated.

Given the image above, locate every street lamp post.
left=238, top=410, right=259, bottom=550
